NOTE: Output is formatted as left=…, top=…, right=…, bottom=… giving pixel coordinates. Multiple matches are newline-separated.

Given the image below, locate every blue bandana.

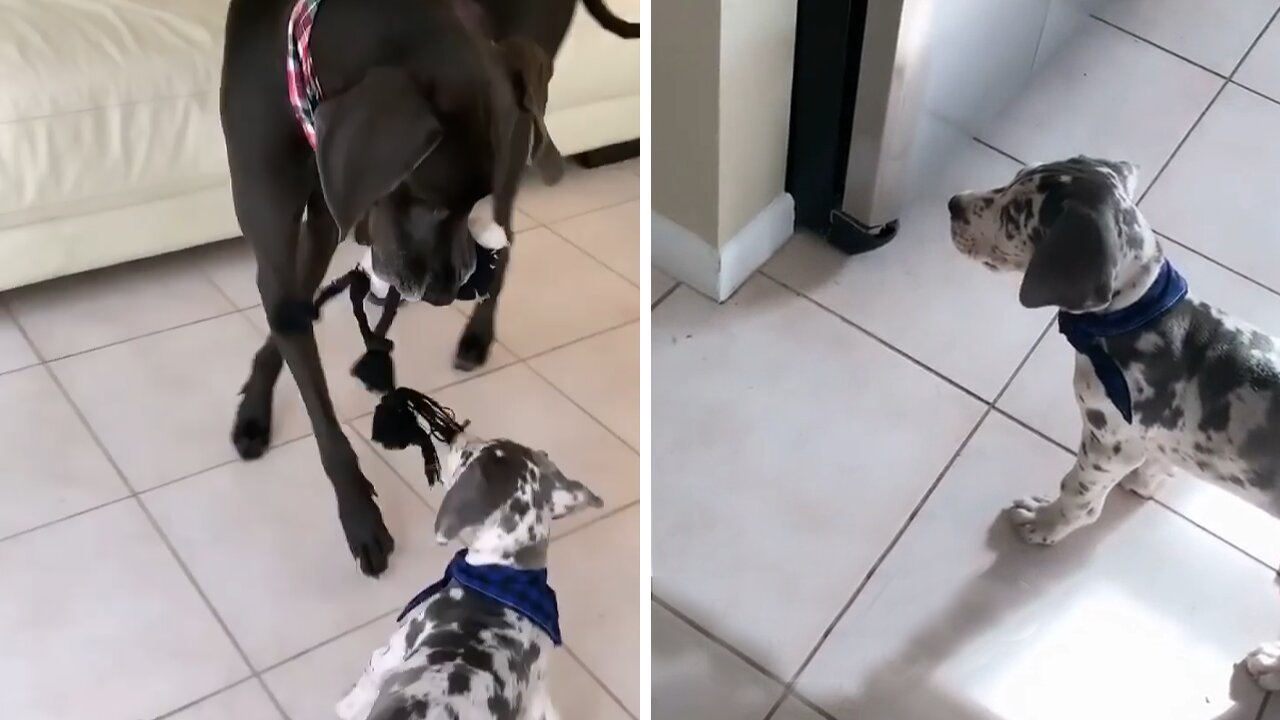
left=1057, top=261, right=1188, bottom=423
left=397, top=549, right=562, bottom=645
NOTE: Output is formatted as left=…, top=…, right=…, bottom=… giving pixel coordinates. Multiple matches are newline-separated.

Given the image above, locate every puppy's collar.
left=287, top=0, right=324, bottom=148
left=1057, top=261, right=1188, bottom=423
left=397, top=549, right=562, bottom=645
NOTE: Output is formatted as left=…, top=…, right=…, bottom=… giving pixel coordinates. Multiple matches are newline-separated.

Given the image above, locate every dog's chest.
left=338, top=586, right=550, bottom=720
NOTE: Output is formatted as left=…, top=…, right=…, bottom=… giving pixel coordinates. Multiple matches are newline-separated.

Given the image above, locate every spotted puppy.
left=949, top=155, right=1280, bottom=689
left=336, top=437, right=603, bottom=720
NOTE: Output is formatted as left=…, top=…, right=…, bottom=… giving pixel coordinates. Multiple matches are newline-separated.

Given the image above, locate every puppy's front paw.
left=1245, top=642, right=1280, bottom=691
left=1007, top=496, right=1074, bottom=546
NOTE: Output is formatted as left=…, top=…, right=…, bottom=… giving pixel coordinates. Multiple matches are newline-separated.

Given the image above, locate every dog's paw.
left=232, top=417, right=271, bottom=460
left=339, top=493, right=395, bottom=577
left=1245, top=642, right=1280, bottom=690
left=1007, top=496, right=1074, bottom=545
left=453, top=329, right=493, bottom=372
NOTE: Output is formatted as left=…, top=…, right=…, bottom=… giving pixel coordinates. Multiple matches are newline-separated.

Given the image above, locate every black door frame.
left=785, top=0, right=896, bottom=254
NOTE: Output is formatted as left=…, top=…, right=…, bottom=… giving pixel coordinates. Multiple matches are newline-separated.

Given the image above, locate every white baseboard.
left=652, top=193, right=794, bottom=302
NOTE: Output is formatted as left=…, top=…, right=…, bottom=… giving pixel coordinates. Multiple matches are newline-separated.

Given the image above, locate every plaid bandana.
left=397, top=549, right=562, bottom=646
left=1058, top=260, right=1188, bottom=423
left=287, top=0, right=324, bottom=148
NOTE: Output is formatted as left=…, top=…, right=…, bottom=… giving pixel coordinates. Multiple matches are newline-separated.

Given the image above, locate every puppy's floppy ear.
left=546, top=471, right=603, bottom=520
left=314, top=66, right=444, bottom=234
left=489, top=38, right=564, bottom=233
left=1019, top=201, right=1118, bottom=311
left=433, top=444, right=521, bottom=543
left=532, top=451, right=603, bottom=520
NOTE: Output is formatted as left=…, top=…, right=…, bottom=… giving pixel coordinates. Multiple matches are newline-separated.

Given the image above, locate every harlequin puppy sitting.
left=337, top=436, right=603, bottom=720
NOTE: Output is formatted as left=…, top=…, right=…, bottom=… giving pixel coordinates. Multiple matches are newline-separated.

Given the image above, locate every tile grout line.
left=1233, top=79, right=1280, bottom=109
left=760, top=271, right=994, bottom=407
left=28, top=305, right=250, bottom=366
left=1137, top=80, right=1229, bottom=207
left=561, top=644, right=639, bottom=720
left=1133, top=4, right=1280, bottom=208
left=523, top=358, right=640, bottom=454
left=756, top=306, right=1054, bottom=720
left=540, top=207, right=641, bottom=291
left=523, top=188, right=639, bottom=227
left=1088, top=12, right=1280, bottom=109
left=972, top=137, right=1025, bottom=165
left=651, top=594, right=841, bottom=720
left=1227, top=6, right=1280, bottom=80
left=149, top=677, right=268, bottom=720
left=651, top=594, right=795, bottom=691
left=652, top=281, right=681, bottom=309
left=9, top=312, right=294, bottom=718
left=760, top=411, right=996, bottom=720
left=36, top=363, right=294, bottom=719
left=1088, top=14, right=1227, bottom=79
left=1157, top=230, right=1280, bottom=299
left=0, top=428, right=324, bottom=547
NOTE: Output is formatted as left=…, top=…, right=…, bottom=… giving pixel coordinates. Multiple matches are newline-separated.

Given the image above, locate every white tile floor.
left=654, top=6, right=1280, bottom=720
left=0, top=162, right=639, bottom=720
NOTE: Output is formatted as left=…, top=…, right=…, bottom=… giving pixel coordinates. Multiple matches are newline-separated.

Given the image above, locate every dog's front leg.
left=1009, top=422, right=1145, bottom=546
left=263, top=277, right=395, bottom=576
left=241, top=189, right=393, bottom=577
left=233, top=193, right=342, bottom=459
left=455, top=237, right=511, bottom=371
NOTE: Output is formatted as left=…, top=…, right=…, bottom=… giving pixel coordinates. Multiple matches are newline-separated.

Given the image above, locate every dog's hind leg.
left=232, top=190, right=342, bottom=460
left=454, top=246, right=511, bottom=371
left=1119, top=457, right=1173, bottom=499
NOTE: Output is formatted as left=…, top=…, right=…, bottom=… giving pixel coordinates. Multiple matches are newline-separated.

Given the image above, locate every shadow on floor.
left=797, top=505, right=1264, bottom=720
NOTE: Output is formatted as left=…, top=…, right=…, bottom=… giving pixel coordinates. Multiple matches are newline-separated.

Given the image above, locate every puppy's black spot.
left=382, top=698, right=430, bottom=720
left=487, top=691, right=517, bottom=720
left=1085, top=409, right=1108, bottom=430
left=447, top=667, right=472, bottom=695
left=404, top=615, right=427, bottom=650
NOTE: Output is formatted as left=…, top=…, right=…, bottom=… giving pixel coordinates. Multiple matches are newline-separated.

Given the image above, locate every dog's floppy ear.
left=314, top=66, right=443, bottom=234
left=1019, top=201, right=1118, bottom=311
left=532, top=451, right=603, bottom=520
left=489, top=38, right=564, bottom=234
left=433, top=444, right=520, bottom=543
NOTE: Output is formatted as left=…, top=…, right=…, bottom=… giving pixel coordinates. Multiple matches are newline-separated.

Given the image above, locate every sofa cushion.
left=0, top=0, right=231, bottom=228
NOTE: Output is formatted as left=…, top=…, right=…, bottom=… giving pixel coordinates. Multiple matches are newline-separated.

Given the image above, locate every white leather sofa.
left=0, top=0, right=640, bottom=292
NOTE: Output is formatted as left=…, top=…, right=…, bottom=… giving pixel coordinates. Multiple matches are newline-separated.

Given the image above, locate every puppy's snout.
left=947, top=195, right=967, bottom=222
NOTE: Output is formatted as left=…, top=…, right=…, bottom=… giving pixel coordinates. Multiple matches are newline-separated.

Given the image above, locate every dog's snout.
left=947, top=195, right=966, bottom=221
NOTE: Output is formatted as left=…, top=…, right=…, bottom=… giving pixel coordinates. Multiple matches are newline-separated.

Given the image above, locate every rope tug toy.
left=310, top=268, right=471, bottom=485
